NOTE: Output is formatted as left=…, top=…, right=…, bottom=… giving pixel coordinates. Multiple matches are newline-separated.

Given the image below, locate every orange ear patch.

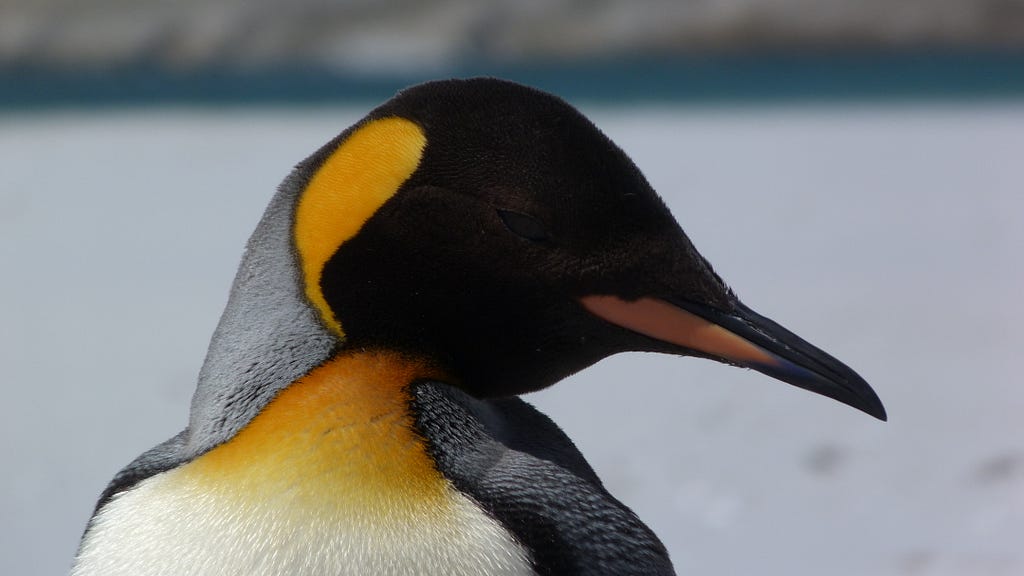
left=294, top=117, right=427, bottom=337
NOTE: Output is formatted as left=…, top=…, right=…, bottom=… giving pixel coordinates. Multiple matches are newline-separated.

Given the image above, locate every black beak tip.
left=857, top=386, right=888, bottom=421
left=749, top=356, right=888, bottom=421
left=841, top=382, right=887, bottom=421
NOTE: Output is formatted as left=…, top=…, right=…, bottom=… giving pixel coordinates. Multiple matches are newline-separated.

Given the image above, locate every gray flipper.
left=411, top=382, right=676, bottom=576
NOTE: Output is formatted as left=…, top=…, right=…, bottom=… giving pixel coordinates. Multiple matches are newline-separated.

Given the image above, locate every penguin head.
left=289, top=77, right=884, bottom=418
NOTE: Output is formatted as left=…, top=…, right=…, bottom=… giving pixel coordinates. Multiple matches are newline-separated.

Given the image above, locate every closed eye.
left=497, top=209, right=552, bottom=243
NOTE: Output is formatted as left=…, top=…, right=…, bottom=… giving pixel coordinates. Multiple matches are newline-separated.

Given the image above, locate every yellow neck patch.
left=294, top=117, right=427, bottom=337
left=183, top=350, right=450, bottom=513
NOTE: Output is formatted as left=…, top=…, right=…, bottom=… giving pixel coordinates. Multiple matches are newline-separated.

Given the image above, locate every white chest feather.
left=72, top=467, right=534, bottom=576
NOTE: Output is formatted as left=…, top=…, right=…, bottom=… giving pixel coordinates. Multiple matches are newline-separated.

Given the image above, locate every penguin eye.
left=497, top=209, right=552, bottom=242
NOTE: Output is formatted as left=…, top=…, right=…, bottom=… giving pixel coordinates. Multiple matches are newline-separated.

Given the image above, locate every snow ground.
left=1, top=102, right=1022, bottom=576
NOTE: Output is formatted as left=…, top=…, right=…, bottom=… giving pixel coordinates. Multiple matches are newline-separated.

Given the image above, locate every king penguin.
left=72, top=78, right=885, bottom=576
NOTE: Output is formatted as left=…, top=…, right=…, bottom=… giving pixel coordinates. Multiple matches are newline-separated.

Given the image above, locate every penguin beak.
left=580, top=295, right=887, bottom=421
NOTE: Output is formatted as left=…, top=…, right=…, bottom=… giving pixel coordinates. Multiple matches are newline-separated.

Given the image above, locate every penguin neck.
left=188, top=176, right=336, bottom=458
left=81, top=349, right=536, bottom=575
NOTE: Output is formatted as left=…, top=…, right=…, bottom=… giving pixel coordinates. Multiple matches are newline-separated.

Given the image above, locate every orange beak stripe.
left=580, top=295, right=777, bottom=366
